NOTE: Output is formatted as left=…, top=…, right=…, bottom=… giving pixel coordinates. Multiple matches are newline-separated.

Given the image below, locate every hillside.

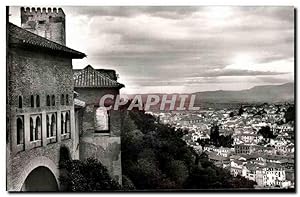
left=194, top=82, right=294, bottom=104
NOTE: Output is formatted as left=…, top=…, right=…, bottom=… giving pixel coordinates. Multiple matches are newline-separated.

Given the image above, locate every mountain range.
left=193, top=82, right=294, bottom=104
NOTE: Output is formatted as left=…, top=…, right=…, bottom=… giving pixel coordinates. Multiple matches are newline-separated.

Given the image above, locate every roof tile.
left=74, top=65, right=124, bottom=88
left=8, top=22, right=86, bottom=58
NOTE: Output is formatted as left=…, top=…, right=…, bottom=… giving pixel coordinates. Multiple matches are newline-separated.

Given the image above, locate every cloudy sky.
left=9, top=6, right=294, bottom=94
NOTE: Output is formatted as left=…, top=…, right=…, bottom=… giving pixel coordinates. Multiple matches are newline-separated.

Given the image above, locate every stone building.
left=6, top=7, right=86, bottom=191
left=20, top=7, right=66, bottom=45
left=73, top=65, right=125, bottom=184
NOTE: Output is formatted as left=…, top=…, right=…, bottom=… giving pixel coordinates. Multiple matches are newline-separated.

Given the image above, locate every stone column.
left=24, top=114, right=30, bottom=150
left=57, top=111, right=61, bottom=143
left=70, top=108, right=77, bottom=159
left=42, top=112, right=47, bottom=147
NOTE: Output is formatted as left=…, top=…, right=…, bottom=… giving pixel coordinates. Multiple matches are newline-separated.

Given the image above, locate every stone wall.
left=75, top=87, right=122, bottom=184
left=79, top=133, right=122, bottom=183
left=7, top=140, right=73, bottom=191
left=21, top=7, right=66, bottom=45
left=8, top=48, right=74, bottom=108
left=74, top=88, right=120, bottom=135
left=7, top=46, right=76, bottom=191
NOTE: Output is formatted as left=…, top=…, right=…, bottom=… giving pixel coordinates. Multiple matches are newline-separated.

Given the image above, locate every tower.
left=21, top=7, right=66, bottom=45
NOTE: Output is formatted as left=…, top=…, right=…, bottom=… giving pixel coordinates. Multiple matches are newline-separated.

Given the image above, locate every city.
left=6, top=5, right=295, bottom=192
left=150, top=102, right=295, bottom=189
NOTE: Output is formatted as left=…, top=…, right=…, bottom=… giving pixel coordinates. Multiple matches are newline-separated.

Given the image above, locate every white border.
left=0, top=0, right=298, bottom=197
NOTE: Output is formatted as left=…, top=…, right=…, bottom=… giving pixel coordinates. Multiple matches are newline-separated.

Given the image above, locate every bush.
left=122, top=175, right=135, bottom=190
left=59, top=158, right=121, bottom=191
left=121, top=111, right=256, bottom=190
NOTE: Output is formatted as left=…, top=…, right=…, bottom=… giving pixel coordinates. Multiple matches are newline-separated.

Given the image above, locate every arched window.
left=61, top=114, right=64, bottom=134
left=18, top=96, right=23, bottom=108
left=30, top=95, right=34, bottom=107
left=46, top=115, right=50, bottom=138
left=66, top=94, right=69, bottom=105
left=61, top=94, right=65, bottom=105
left=65, top=112, right=70, bottom=134
left=17, top=117, right=24, bottom=144
left=52, top=95, right=55, bottom=106
left=30, top=117, right=34, bottom=141
left=46, top=95, right=51, bottom=106
left=36, top=95, right=40, bottom=107
left=95, top=107, right=109, bottom=132
left=51, top=114, right=56, bottom=136
left=35, top=116, right=41, bottom=140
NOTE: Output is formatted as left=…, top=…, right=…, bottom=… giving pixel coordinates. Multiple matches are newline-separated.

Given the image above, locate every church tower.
left=21, top=7, right=66, bottom=45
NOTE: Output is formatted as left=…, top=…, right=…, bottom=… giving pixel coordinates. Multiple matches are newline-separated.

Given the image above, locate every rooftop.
left=8, top=22, right=86, bottom=59
left=74, top=65, right=125, bottom=89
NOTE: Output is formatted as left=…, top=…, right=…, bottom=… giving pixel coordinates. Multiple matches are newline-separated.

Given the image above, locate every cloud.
left=65, top=6, right=201, bottom=19
left=8, top=6, right=294, bottom=93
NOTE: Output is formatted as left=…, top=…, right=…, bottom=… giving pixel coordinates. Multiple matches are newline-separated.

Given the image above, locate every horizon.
left=8, top=6, right=294, bottom=94
left=121, top=82, right=294, bottom=95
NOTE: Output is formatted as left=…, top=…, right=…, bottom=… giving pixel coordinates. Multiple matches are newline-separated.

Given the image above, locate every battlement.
left=20, top=7, right=66, bottom=45
left=21, top=7, right=65, bottom=17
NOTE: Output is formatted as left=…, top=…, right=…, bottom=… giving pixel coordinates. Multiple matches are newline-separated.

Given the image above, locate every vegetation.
left=198, top=125, right=233, bottom=148
left=59, top=158, right=121, bottom=191
left=258, top=126, right=277, bottom=139
left=284, top=106, right=295, bottom=123
left=121, top=110, right=256, bottom=190
left=238, top=107, right=244, bottom=116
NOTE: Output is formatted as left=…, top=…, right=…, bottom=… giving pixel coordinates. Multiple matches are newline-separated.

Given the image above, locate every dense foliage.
left=198, top=125, right=233, bottom=148
left=121, top=110, right=256, bottom=190
left=59, top=158, right=121, bottom=191
left=284, top=106, right=295, bottom=123
left=258, top=126, right=277, bottom=139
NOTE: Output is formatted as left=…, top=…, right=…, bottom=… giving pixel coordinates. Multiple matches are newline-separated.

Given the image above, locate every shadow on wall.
left=59, top=146, right=71, bottom=165
left=59, top=146, right=71, bottom=191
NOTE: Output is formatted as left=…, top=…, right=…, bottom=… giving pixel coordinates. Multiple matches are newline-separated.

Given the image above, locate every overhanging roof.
left=8, top=22, right=86, bottom=59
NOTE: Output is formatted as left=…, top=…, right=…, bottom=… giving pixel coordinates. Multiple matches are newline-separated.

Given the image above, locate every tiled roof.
left=74, top=68, right=117, bottom=81
left=74, top=65, right=124, bottom=88
left=8, top=23, right=86, bottom=59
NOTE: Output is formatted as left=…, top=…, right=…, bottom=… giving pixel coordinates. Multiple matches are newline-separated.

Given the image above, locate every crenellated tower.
left=21, top=7, right=66, bottom=45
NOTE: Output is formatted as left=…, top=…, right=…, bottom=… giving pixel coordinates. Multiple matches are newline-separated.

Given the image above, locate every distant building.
left=255, top=164, right=289, bottom=188
left=234, top=144, right=255, bottom=154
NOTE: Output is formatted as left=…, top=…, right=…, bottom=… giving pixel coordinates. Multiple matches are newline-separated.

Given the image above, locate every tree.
left=122, top=175, right=136, bottom=190
left=285, top=106, right=295, bottom=123
left=218, top=135, right=233, bottom=148
left=197, top=138, right=210, bottom=149
left=210, top=125, right=219, bottom=145
left=165, top=160, right=189, bottom=186
left=59, top=158, right=121, bottom=191
left=238, top=107, right=244, bottom=116
left=258, top=126, right=276, bottom=139
left=121, top=110, right=256, bottom=190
